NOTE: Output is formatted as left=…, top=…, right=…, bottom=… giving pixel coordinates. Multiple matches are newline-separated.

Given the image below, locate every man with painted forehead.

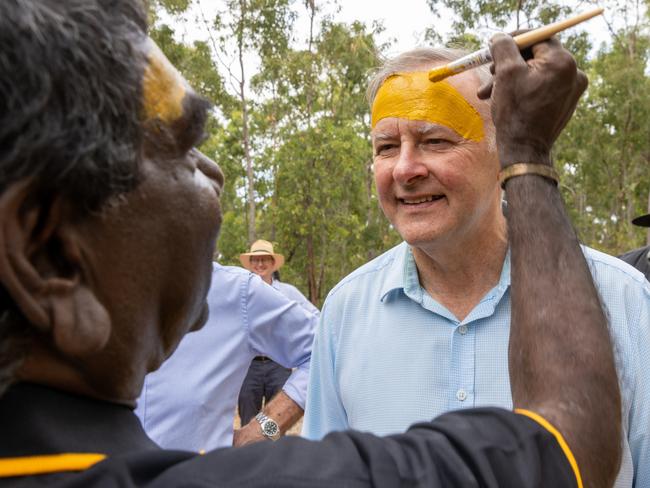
left=0, top=1, right=626, bottom=486
left=304, top=47, right=650, bottom=487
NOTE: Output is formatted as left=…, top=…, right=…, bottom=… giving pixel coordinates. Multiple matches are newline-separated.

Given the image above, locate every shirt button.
left=458, top=325, right=468, bottom=335
left=456, top=389, right=467, bottom=401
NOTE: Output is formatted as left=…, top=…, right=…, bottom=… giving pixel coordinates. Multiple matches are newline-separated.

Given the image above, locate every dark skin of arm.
left=479, top=34, right=622, bottom=487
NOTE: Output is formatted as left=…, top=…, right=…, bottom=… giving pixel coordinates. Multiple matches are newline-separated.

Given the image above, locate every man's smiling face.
left=371, top=69, right=502, bottom=252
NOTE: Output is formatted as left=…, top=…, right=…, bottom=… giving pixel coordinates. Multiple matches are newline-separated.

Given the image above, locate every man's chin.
left=399, top=227, right=446, bottom=248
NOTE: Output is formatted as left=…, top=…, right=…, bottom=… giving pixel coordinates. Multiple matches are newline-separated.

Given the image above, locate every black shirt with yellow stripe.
left=0, top=383, right=580, bottom=487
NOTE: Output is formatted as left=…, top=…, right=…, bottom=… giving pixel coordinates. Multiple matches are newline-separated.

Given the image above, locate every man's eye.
left=424, top=138, right=447, bottom=145
left=375, top=144, right=397, bottom=155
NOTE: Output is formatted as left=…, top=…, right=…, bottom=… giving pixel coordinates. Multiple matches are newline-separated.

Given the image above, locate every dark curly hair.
left=0, top=0, right=148, bottom=394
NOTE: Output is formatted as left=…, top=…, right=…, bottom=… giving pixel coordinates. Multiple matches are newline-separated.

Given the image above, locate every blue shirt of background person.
left=136, top=262, right=317, bottom=451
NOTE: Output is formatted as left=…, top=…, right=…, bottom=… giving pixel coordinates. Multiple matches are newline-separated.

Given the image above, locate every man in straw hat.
left=619, top=213, right=650, bottom=280
left=0, top=0, right=623, bottom=485
left=239, top=240, right=319, bottom=314
left=238, top=240, right=319, bottom=427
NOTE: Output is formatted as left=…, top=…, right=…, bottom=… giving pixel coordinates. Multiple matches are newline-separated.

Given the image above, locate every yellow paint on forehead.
left=142, top=41, right=187, bottom=124
left=371, top=71, right=484, bottom=142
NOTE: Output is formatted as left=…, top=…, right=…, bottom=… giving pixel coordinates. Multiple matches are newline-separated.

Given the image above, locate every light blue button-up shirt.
left=303, top=242, right=650, bottom=488
left=272, top=279, right=320, bottom=315
left=136, top=263, right=318, bottom=451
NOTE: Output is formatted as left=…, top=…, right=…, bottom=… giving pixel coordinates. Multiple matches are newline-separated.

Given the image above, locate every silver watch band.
left=255, top=412, right=280, bottom=441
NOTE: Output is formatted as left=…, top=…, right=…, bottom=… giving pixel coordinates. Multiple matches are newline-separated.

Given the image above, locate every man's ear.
left=0, top=179, right=111, bottom=357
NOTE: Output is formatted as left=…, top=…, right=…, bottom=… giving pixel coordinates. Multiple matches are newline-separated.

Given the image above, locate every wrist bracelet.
left=499, top=163, right=559, bottom=189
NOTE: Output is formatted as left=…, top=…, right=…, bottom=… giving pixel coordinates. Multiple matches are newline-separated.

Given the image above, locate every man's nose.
left=393, top=145, right=428, bottom=185
left=196, top=149, right=225, bottom=195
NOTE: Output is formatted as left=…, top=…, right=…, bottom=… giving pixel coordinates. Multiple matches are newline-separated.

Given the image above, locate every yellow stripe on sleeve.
left=515, top=408, right=583, bottom=488
left=0, top=453, right=106, bottom=478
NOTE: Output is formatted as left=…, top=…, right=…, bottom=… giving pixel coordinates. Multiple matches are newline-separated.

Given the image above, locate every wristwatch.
left=255, top=412, right=280, bottom=441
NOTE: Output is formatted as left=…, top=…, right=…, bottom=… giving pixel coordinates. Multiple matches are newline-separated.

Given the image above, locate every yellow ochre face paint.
left=371, top=71, right=484, bottom=142
left=142, top=40, right=187, bottom=125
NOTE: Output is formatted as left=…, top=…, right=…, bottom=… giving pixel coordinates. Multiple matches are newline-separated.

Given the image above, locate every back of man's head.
left=0, top=0, right=148, bottom=395
left=0, top=0, right=147, bottom=211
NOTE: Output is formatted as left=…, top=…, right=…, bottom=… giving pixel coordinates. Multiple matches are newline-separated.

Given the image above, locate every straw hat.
left=239, top=240, right=285, bottom=272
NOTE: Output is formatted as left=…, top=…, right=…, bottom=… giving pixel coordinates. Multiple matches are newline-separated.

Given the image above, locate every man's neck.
left=412, top=218, right=508, bottom=321
left=17, top=342, right=140, bottom=408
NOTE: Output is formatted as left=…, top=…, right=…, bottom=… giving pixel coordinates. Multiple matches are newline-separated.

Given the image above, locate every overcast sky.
left=304, top=1, right=610, bottom=54
left=310, top=1, right=447, bottom=55
left=171, top=1, right=612, bottom=87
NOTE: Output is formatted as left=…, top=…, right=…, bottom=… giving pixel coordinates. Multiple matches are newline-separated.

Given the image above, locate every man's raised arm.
left=483, top=33, right=622, bottom=487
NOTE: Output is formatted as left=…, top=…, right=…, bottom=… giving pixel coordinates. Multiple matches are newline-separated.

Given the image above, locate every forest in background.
left=150, top=0, right=650, bottom=306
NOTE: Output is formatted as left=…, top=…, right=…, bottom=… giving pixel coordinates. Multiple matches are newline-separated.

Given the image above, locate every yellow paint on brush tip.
left=142, top=41, right=187, bottom=124
left=371, top=71, right=484, bottom=142
left=428, top=65, right=455, bottom=83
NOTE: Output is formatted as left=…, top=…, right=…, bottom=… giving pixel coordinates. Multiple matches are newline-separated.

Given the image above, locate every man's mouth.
left=400, top=194, right=445, bottom=205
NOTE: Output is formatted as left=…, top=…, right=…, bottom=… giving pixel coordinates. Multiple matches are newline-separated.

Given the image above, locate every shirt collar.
left=379, top=242, right=512, bottom=305
left=379, top=242, right=414, bottom=302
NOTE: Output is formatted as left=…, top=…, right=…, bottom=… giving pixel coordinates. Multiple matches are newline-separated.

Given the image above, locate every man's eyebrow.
left=416, top=122, right=448, bottom=134
left=371, top=132, right=396, bottom=141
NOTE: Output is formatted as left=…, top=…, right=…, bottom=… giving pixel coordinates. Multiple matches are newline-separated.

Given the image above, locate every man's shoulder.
left=207, top=262, right=255, bottom=306
left=583, top=245, right=649, bottom=292
left=274, top=280, right=302, bottom=295
left=211, top=263, right=285, bottom=301
left=212, top=261, right=252, bottom=279
left=618, top=245, right=650, bottom=261
left=325, top=242, right=405, bottom=301
left=618, top=245, right=650, bottom=273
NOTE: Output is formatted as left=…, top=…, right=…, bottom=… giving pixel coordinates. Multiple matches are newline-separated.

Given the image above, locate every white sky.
left=316, top=1, right=611, bottom=54
left=178, top=0, right=613, bottom=48
left=310, top=1, right=447, bottom=55
left=169, top=1, right=615, bottom=91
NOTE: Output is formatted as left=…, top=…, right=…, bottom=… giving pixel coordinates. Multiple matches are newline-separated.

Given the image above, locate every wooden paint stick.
left=428, top=7, right=604, bottom=83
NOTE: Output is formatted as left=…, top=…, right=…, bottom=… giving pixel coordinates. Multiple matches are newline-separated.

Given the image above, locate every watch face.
left=263, top=421, right=279, bottom=437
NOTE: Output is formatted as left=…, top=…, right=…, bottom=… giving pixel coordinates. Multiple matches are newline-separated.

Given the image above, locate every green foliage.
left=247, top=13, right=392, bottom=304
left=446, top=32, right=482, bottom=50
left=150, top=0, right=650, bottom=305
left=556, top=29, right=650, bottom=253
left=150, top=25, right=232, bottom=108
left=156, top=0, right=191, bottom=14
left=426, top=0, right=573, bottom=36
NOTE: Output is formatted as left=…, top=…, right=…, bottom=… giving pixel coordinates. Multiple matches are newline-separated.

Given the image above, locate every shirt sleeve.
left=75, top=407, right=578, bottom=487
left=301, top=303, right=349, bottom=440
left=244, top=274, right=317, bottom=409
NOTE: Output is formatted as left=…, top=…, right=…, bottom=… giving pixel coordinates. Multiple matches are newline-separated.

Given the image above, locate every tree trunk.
left=238, top=0, right=256, bottom=244
left=303, top=0, right=318, bottom=302
left=646, top=190, right=650, bottom=245
left=306, top=234, right=318, bottom=303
